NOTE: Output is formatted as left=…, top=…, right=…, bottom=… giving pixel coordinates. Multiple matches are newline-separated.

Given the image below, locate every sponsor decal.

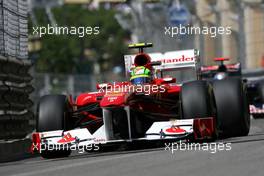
left=107, top=96, right=118, bottom=103
left=165, top=125, right=186, bottom=134
left=134, top=68, right=145, bottom=75
left=57, top=133, right=75, bottom=143
left=158, top=55, right=194, bottom=64
left=93, top=138, right=106, bottom=142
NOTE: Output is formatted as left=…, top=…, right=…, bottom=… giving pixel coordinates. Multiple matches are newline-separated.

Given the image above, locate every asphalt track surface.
left=1, top=117, right=264, bottom=176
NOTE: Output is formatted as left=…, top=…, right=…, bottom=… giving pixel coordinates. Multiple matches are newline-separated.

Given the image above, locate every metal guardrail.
left=0, top=56, right=34, bottom=139
left=0, top=138, right=32, bottom=162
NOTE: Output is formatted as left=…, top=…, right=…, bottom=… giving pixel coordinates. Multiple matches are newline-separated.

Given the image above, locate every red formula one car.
left=32, top=43, right=250, bottom=158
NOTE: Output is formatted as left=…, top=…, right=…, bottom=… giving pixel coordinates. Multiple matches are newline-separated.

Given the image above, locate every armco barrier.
left=0, top=138, right=32, bottom=163
left=0, top=55, right=34, bottom=140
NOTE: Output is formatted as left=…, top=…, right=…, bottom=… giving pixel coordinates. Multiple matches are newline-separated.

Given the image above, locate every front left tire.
left=37, top=94, right=72, bottom=158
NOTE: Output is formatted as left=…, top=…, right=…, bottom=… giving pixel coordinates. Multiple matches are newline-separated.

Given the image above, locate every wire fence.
left=0, top=0, right=28, bottom=59
left=0, top=0, right=31, bottom=139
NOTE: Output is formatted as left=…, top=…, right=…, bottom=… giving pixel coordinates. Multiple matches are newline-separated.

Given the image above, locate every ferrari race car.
left=201, top=57, right=264, bottom=118
left=32, top=43, right=250, bottom=158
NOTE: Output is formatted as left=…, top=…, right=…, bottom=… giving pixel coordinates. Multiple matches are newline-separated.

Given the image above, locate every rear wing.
left=201, top=63, right=241, bottom=72
left=124, top=49, right=200, bottom=77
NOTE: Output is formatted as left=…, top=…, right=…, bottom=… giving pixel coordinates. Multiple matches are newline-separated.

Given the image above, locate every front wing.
left=31, top=117, right=215, bottom=153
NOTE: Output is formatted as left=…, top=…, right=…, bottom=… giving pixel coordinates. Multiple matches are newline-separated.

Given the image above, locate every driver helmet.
left=130, top=66, right=151, bottom=84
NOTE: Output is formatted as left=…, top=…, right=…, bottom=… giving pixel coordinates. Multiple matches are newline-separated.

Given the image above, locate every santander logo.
left=158, top=55, right=194, bottom=64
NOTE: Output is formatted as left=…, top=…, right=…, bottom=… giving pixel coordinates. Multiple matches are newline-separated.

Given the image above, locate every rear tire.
left=37, top=95, right=72, bottom=158
left=212, top=78, right=250, bottom=138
